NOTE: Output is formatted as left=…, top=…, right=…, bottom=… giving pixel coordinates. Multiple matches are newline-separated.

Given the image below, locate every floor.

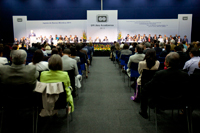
left=1, top=57, right=200, bottom=133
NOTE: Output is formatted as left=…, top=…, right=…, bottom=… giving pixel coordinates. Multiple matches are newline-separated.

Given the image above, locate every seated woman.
left=28, top=49, right=49, bottom=71
left=131, top=49, right=160, bottom=101
left=40, top=54, right=74, bottom=112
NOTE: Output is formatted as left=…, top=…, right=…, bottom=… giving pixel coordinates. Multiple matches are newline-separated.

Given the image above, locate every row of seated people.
left=112, top=42, right=200, bottom=120
left=0, top=42, right=95, bottom=116
left=123, top=34, right=189, bottom=44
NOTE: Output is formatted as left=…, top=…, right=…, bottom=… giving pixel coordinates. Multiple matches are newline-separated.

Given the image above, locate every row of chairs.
left=111, top=52, right=194, bottom=133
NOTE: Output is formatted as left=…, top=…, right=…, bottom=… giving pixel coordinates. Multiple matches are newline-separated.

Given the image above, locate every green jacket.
left=40, top=70, right=74, bottom=112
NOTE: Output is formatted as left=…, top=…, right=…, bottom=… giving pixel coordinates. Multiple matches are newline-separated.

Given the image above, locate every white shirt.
left=158, top=38, right=164, bottom=43
left=183, top=56, right=200, bottom=75
left=29, top=61, right=49, bottom=71
left=0, top=57, right=8, bottom=65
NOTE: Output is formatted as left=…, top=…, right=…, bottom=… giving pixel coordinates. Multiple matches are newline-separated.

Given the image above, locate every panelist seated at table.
left=120, top=36, right=126, bottom=42
left=80, top=37, right=86, bottom=43
left=74, top=35, right=78, bottom=43
left=94, top=36, right=101, bottom=42
left=103, top=36, right=109, bottom=42
left=87, top=37, right=93, bottom=42
left=69, top=35, right=73, bottom=41
left=126, top=36, right=133, bottom=42
left=29, top=30, right=36, bottom=38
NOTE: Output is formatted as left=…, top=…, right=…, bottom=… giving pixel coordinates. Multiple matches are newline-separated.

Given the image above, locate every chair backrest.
left=35, top=82, right=67, bottom=109
left=121, top=54, right=131, bottom=64
left=130, top=62, right=140, bottom=78
left=141, top=69, right=158, bottom=88
left=189, top=71, right=200, bottom=106
left=130, top=62, right=139, bottom=71
left=2, top=83, right=36, bottom=108
left=65, top=69, right=75, bottom=91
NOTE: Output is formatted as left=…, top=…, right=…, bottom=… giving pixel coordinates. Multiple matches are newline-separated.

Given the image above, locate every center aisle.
left=38, top=57, right=189, bottom=133
left=70, top=57, right=145, bottom=133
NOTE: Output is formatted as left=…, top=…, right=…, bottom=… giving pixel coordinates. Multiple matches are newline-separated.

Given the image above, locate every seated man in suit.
left=62, top=49, right=81, bottom=97
left=94, top=36, right=101, bottom=42
left=74, top=35, right=78, bottom=43
left=183, top=35, right=188, bottom=44
left=88, top=37, right=93, bottom=42
left=125, top=34, right=130, bottom=41
left=139, top=52, right=189, bottom=119
left=176, top=35, right=182, bottom=43
left=0, top=49, right=39, bottom=88
left=103, top=36, right=109, bottom=42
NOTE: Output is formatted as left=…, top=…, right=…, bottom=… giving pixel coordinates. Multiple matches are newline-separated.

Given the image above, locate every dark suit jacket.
left=154, top=47, right=162, bottom=54
left=94, top=39, right=101, bottom=42
left=142, top=68, right=189, bottom=99
left=29, top=33, right=36, bottom=38
left=74, top=37, right=78, bottom=43
left=183, top=38, right=188, bottom=43
left=28, top=46, right=38, bottom=54
left=177, top=51, right=189, bottom=69
left=77, top=51, right=87, bottom=63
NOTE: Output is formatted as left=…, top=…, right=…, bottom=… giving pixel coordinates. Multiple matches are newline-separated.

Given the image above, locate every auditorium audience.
left=183, top=47, right=200, bottom=75
left=40, top=54, right=74, bottom=112
left=139, top=52, right=189, bottom=119
left=28, top=49, right=49, bottom=71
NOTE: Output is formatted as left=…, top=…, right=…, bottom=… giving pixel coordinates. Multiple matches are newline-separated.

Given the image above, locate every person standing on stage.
left=29, top=30, right=36, bottom=38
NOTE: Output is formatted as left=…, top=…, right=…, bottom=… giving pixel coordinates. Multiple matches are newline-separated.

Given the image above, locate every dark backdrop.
left=0, top=0, right=200, bottom=43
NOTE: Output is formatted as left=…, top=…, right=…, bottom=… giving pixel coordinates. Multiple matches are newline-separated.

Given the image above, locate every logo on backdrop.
left=97, top=15, right=108, bottom=22
left=17, top=18, right=23, bottom=22
left=182, top=17, right=188, bottom=20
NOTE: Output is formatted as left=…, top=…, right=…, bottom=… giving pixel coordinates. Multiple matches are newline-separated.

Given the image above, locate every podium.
left=30, top=37, right=37, bottom=47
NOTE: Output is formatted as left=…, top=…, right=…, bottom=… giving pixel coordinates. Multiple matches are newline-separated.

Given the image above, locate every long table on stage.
left=92, top=42, right=113, bottom=56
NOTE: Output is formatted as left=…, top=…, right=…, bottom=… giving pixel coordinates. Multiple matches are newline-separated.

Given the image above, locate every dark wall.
left=0, top=0, right=200, bottom=43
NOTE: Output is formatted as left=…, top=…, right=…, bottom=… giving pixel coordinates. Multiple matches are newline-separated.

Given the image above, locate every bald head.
left=12, top=50, right=27, bottom=65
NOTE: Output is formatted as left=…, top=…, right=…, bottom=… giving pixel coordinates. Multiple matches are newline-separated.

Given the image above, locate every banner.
left=87, top=10, right=118, bottom=42
left=26, top=20, right=86, bottom=39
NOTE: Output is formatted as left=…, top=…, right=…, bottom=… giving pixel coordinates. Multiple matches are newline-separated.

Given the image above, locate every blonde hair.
left=45, top=46, right=51, bottom=50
